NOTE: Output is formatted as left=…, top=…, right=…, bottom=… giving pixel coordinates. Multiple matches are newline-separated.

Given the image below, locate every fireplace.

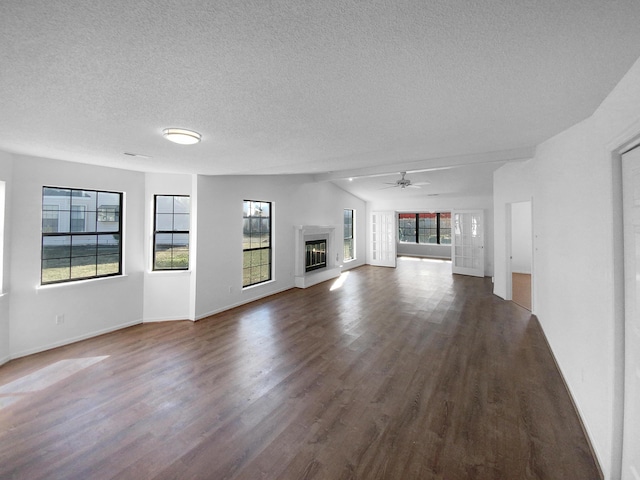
left=305, top=239, right=327, bottom=272
left=294, top=225, right=341, bottom=288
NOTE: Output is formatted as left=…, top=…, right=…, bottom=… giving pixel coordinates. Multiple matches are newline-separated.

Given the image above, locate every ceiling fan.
left=383, top=171, right=429, bottom=189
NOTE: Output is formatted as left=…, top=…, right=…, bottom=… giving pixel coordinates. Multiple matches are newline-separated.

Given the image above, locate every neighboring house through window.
left=344, top=209, right=354, bottom=261
left=41, top=187, right=122, bottom=284
left=243, top=200, right=271, bottom=287
left=153, top=195, right=190, bottom=270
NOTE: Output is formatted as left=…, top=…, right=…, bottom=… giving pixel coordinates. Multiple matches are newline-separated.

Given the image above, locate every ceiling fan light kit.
left=162, top=128, right=201, bottom=145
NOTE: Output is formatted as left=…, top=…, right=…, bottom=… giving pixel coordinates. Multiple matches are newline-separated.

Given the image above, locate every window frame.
left=41, top=186, right=123, bottom=285
left=343, top=208, right=354, bottom=261
left=243, top=200, right=272, bottom=288
left=398, top=212, right=451, bottom=245
left=152, top=194, right=191, bottom=271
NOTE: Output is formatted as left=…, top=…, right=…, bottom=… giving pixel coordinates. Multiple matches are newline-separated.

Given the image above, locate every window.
left=243, top=200, right=271, bottom=287
left=398, top=212, right=451, bottom=245
left=153, top=195, right=190, bottom=270
left=41, top=187, right=122, bottom=285
left=344, top=209, right=354, bottom=261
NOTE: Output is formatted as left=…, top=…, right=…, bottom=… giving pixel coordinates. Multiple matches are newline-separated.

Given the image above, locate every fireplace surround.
left=294, top=225, right=341, bottom=288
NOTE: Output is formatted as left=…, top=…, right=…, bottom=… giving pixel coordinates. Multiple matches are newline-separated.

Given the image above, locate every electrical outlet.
left=228, top=286, right=232, bottom=293
left=55, top=314, right=64, bottom=325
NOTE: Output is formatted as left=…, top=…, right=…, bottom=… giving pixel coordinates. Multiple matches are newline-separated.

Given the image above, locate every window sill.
left=242, top=279, right=275, bottom=291
left=36, top=274, right=128, bottom=291
left=148, top=270, right=191, bottom=276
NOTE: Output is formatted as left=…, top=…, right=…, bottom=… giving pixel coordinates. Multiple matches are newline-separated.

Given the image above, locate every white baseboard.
left=10, top=318, right=143, bottom=360
left=194, top=285, right=293, bottom=321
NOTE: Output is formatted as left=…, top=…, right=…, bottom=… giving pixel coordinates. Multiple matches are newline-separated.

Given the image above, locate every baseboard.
left=195, top=286, right=294, bottom=321
left=398, top=254, right=452, bottom=260
left=534, top=315, right=605, bottom=480
left=143, top=315, right=192, bottom=323
left=9, top=318, right=143, bottom=360
left=0, top=354, right=10, bottom=367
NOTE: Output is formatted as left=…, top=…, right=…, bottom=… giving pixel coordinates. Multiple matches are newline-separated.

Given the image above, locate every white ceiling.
left=1, top=1, right=640, bottom=199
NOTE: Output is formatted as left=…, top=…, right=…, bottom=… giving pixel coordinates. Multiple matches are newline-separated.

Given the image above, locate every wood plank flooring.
left=0, top=258, right=601, bottom=479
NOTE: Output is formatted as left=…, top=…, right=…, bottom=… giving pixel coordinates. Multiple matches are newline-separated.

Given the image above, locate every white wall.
left=194, top=175, right=367, bottom=319
left=0, top=151, right=13, bottom=365
left=7, top=155, right=145, bottom=358
left=397, top=242, right=451, bottom=259
left=0, top=159, right=366, bottom=359
left=143, top=173, right=194, bottom=322
left=367, top=194, right=494, bottom=276
left=493, top=55, right=640, bottom=479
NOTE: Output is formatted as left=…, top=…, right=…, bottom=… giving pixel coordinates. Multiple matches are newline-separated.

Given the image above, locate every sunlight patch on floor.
left=330, top=271, right=350, bottom=291
left=0, top=356, right=109, bottom=409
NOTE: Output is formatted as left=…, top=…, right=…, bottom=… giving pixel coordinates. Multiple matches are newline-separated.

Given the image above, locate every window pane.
left=42, top=258, right=70, bottom=283
left=97, top=209, right=119, bottom=232
left=97, top=254, right=120, bottom=275
left=42, top=205, right=60, bottom=233
left=440, top=212, right=452, bottom=245
left=57, top=209, right=72, bottom=233
left=173, top=213, right=190, bottom=231
left=98, top=234, right=119, bottom=255
left=156, top=195, right=174, bottom=214
left=71, top=256, right=97, bottom=279
left=156, top=213, right=173, bottom=231
left=398, top=214, right=417, bottom=243
left=418, top=213, right=437, bottom=244
left=173, top=196, right=190, bottom=214
left=72, top=190, right=97, bottom=212
left=257, top=202, right=269, bottom=217
left=154, top=233, right=172, bottom=266
left=70, top=206, right=86, bottom=232
left=42, top=236, right=70, bottom=260
left=98, top=192, right=120, bottom=211
left=172, top=233, right=189, bottom=269
left=72, top=235, right=97, bottom=258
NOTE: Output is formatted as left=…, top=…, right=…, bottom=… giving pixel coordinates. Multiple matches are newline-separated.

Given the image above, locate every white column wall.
left=143, top=173, right=194, bottom=322
left=493, top=161, right=533, bottom=299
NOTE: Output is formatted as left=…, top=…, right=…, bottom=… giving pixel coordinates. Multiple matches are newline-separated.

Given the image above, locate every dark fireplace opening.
left=305, top=239, right=327, bottom=272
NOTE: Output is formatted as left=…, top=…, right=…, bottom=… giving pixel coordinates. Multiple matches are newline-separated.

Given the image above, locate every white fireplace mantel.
left=294, top=225, right=341, bottom=288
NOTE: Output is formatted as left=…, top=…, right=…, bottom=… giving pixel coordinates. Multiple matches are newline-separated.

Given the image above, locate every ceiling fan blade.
left=407, top=184, right=421, bottom=189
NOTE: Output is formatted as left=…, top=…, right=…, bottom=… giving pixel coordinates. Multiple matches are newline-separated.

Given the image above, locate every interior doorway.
left=507, top=201, right=533, bottom=311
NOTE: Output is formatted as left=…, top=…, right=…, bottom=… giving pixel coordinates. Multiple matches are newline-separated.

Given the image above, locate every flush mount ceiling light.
left=162, top=128, right=201, bottom=145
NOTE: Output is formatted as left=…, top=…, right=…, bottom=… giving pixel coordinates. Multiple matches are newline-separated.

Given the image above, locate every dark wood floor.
left=0, top=258, right=601, bottom=479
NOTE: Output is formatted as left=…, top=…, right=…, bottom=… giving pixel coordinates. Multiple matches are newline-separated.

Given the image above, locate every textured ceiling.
left=1, top=0, right=640, bottom=197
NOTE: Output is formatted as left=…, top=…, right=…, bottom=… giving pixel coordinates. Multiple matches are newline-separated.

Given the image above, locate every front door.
left=451, top=210, right=485, bottom=277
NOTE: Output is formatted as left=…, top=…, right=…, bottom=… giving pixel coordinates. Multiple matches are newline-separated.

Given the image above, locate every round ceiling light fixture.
left=162, top=128, right=201, bottom=145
